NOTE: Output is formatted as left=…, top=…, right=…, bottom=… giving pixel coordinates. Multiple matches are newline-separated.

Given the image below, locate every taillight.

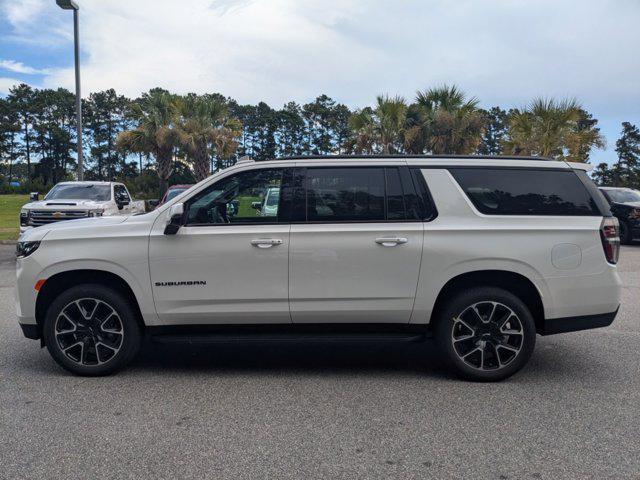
left=600, top=217, right=620, bottom=264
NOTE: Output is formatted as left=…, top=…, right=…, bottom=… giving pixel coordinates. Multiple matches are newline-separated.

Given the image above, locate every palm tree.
left=409, top=85, right=486, bottom=154
left=502, top=98, right=605, bottom=161
left=176, top=95, right=241, bottom=181
left=376, top=95, right=407, bottom=154
left=347, top=107, right=376, bottom=154
left=116, top=89, right=179, bottom=192
left=347, top=96, right=407, bottom=154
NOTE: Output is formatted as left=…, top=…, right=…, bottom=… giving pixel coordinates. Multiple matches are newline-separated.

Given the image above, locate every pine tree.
left=7, top=84, right=35, bottom=179
left=615, top=122, right=640, bottom=188
left=477, top=107, right=508, bottom=155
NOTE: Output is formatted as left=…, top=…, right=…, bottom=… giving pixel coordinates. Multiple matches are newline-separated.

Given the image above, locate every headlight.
left=88, top=209, right=104, bottom=217
left=20, top=209, right=29, bottom=226
left=16, top=241, right=41, bottom=259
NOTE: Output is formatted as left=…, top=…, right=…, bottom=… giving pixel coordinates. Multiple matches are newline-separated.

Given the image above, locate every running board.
left=150, top=332, right=428, bottom=345
left=147, top=324, right=431, bottom=345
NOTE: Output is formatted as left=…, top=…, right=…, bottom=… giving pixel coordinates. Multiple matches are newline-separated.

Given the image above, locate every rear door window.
left=306, top=168, right=386, bottom=222
left=449, top=168, right=602, bottom=216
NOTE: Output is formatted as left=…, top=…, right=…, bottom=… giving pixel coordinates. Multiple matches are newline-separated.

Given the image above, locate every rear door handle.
left=375, top=237, right=408, bottom=247
left=251, top=238, right=283, bottom=248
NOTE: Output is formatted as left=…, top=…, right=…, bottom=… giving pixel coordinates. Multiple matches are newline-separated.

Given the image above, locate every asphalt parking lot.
left=1, top=244, right=639, bottom=479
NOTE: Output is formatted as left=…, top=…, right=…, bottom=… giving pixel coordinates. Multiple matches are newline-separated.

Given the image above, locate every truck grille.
left=28, top=210, right=88, bottom=226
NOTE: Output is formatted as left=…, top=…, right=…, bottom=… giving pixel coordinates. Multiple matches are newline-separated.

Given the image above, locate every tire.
left=435, top=287, right=536, bottom=382
left=43, top=284, right=142, bottom=376
left=620, top=221, right=632, bottom=245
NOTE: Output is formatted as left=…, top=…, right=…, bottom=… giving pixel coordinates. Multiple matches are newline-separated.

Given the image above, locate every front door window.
left=185, top=169, right=284, bottom=225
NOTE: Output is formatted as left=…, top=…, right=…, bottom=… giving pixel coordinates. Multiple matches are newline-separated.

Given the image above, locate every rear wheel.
left=435, top=287, right=536, bottom=381
left=43, top=284, right=142, bottom=376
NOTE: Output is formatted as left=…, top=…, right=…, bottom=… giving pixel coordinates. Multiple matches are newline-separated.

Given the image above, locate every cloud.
left=8, top=0, right=637, bottom=113
left=0, top=77, right=25, bottom=94
left=1, top=0, right=639, bottom=165
left=39, top=0, right=378, bottom=105
left=1, top=0, right=46, bottom=27
left=0, top=59, right=49, bottom=75
left=1, top=1, right=638, bottom=105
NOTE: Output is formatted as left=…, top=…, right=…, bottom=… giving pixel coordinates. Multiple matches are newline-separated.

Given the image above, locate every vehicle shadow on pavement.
left=115, top=336, right=611, bottom=385
left=129, top=338, right=452, bottom=378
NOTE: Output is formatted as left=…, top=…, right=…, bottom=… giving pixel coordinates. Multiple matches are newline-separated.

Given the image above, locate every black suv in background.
left=599, top=187, right=640, bottom=244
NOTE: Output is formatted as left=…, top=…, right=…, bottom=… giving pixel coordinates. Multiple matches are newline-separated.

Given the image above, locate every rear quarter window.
left=449, top=168, right=602, bottom=216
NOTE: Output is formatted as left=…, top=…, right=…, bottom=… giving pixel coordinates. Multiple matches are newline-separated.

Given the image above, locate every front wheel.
left=435, top=287, right=536, bottom=381
left=43, top=284, right=142, bottom=376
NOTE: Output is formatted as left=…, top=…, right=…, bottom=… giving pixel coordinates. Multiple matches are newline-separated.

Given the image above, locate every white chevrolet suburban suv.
left=15, top=156, right=622, bottom=381
left=20, top=181, right=145, bottom=234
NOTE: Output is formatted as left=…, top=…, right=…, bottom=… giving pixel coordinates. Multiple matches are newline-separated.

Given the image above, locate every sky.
left=1, top=0, right=639, bottom=165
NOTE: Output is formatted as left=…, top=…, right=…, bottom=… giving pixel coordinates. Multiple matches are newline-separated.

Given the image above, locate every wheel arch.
left=35, top=269, right=147, bottom=342
left=428, top=270, right=546, bottom=333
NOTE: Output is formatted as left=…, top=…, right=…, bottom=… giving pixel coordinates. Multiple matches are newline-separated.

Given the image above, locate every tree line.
left=0, top=82, right=635, bottom=196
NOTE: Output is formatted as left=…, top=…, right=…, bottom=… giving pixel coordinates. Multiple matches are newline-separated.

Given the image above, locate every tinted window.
left=185, top=169, right=283, bottom=225
left=407, top=168, right=437, bottom=220
left=450, top=168, right=601, bottom=216
left=386, top=168, right=405, bottom=220
left=306, top=168, right=385, bottom=222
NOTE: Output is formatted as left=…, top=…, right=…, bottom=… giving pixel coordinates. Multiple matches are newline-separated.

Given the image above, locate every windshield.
left=45, top=184, right=111, bottom=201
left=165, top=188, right=189, bottom=202
left=604, top=189, right=640, bottom=204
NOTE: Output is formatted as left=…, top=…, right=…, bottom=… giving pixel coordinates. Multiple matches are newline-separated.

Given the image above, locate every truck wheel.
left=435, top=287, right=536, bottom=382
left=43, top=284, right=142, bottom=376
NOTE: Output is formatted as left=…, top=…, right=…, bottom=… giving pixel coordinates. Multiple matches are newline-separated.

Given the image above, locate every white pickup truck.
left=20, top=181, right=145, bottom=234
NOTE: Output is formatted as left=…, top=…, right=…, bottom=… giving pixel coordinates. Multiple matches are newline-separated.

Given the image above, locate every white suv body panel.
left=149, top=221, right=291, bottom=324
left=15, top=157, right=621, bottom=335
left=16, top=214, right=158, bottom=326
left=409, top=168, right=621, bottom=324
left=289, top=221, right=424, bottom=323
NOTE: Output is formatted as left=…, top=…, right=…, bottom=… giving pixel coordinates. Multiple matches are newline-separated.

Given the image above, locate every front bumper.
left=539, top=307, right=619, bottom=335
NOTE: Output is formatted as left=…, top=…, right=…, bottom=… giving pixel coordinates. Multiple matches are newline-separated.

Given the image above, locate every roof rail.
left=237, top=155, right=254, bottom=164
left=255, top=154, right=556, bottom=162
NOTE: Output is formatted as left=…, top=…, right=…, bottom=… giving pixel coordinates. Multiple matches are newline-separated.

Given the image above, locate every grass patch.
left=0, top=195, right=29, bottom=241
left=236, top=195, right=261, bottom=217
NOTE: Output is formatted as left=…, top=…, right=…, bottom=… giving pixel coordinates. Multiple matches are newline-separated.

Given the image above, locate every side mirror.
left=164, top=203, right=184, bottom=235
left=251, top=201, right=262, bottom=211
left=117, top=200, right=130, bottom=210
left=148, top=199, right=159, bottom=209
left=29, top=192, right=39, bottom=201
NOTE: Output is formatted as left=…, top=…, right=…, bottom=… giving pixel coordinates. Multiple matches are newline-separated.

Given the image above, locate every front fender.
left=37, top=258, right=158, bottom=325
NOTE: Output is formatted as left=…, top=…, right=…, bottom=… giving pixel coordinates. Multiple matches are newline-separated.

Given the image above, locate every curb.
left=0, top=240, right=17, bottom=245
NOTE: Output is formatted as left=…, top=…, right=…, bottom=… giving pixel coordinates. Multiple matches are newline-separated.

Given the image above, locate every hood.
left=19, top=215, right=128, bottom=242
left=23, top=199, right=109, bottom=210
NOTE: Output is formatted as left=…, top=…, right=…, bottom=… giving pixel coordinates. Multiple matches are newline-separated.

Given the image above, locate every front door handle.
left=375, top=237, right=408, bottom=247
left=251, top=238, right=283, bottom=248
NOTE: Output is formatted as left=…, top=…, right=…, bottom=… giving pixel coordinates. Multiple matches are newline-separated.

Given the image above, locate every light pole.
left=56, top=0, right=83, bottom=180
